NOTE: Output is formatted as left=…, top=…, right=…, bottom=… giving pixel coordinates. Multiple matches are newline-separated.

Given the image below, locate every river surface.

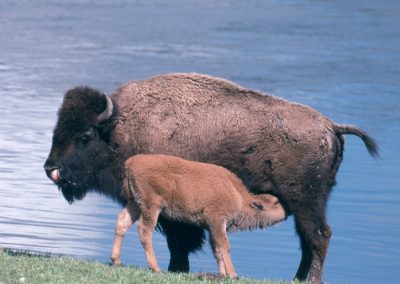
left=0, top=1, right=399, bottom=283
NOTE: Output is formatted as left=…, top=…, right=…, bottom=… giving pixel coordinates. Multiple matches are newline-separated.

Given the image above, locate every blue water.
left=0, top=1, right=399, bottom=283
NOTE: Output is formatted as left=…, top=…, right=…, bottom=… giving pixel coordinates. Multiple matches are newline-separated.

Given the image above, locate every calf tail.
left=122, top=170, right=136, bottom=200
left=333, top=124, right=380, bottom=159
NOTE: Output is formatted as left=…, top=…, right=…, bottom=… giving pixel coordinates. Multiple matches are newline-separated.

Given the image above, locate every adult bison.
left=44, top=73, right=378, bottom=283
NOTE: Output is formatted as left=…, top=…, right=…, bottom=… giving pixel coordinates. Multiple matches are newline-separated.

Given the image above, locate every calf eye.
left=250, top=202, right=264, bottom=210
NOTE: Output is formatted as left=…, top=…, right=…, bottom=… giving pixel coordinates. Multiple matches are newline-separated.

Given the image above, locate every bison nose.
left=49, top=168, right=61, bottom=183
left=44, top=160, right=62, bottom=183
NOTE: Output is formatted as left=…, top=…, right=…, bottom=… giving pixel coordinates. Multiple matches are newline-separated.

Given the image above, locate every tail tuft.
left=334, top=124, right=380, bottom=159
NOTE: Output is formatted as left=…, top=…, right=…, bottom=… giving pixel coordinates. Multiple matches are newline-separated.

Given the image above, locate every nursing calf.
left=111, top=154, right=286, bottom=277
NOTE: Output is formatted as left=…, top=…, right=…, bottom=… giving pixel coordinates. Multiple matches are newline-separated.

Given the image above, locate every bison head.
left=44, top=86, right=117, bottom=204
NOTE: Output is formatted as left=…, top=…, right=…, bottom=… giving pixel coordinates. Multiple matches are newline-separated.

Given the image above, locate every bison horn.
left=97, top=95, right=113, bottom=123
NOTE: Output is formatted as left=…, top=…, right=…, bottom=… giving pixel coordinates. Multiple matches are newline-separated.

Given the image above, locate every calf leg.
left=208, top=221, right=237, bottom=278
left=137, top=207, right=161, bottom=272
left=111, top=201, right=140, bottom=265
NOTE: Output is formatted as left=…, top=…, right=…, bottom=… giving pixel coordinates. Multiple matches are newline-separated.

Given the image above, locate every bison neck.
left=94, top=161, right=127, bottom=206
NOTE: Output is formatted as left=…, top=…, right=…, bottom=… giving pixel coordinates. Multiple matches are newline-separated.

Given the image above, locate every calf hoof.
left=218, top=272, right=238, bottom=279
left=150, top=266, right=161, bottom=273
left=228, top=273, right=238, bottom=279
left=111, top=258, right=122, bottom=266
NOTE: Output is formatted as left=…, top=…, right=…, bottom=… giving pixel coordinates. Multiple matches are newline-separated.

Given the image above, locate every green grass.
left=0, top=248, right=292, bottom=284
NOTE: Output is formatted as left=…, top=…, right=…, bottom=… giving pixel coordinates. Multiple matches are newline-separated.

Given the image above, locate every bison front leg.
left=111, top=201, right=140, bottom=265
left=158, top=218, right=205, bottom=273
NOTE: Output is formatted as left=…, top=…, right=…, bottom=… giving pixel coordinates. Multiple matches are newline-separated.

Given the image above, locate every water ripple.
left=0, top=1, right=399, bottom=283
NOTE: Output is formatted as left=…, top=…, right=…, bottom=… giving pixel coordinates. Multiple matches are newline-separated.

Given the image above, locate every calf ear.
left=249, top=202, right=264, bottom=210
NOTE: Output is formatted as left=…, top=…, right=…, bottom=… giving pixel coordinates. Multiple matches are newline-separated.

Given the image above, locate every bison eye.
left=78, top=128, right=95, bottom=143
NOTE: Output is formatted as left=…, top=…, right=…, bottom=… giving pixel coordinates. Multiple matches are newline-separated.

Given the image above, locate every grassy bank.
left=0, top=248, right=290, bottom=284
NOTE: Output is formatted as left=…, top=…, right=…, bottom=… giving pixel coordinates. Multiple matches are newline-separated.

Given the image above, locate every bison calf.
left=111, top=154, right=286, bottom=277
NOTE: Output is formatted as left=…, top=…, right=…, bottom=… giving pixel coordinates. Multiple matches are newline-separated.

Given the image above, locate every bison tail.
left=334, top=124, right=380, bottom=159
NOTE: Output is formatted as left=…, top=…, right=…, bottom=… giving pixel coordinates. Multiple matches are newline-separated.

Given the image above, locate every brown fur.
left=45, top=73, right=378, bottom=283
left=111, top=154, right=286, bottom=277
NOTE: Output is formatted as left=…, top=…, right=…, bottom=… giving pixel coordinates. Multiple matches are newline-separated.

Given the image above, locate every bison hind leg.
left=293, top=189, right=332, bottom=284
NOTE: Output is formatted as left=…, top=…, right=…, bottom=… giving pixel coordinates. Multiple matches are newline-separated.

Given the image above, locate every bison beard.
left=44, top=73, right=378, bottom=283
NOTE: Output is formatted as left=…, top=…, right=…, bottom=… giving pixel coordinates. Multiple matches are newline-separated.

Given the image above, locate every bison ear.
left=249, top=202, right=264, bottom=210
left=62, top=86, right=112, bottom=122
